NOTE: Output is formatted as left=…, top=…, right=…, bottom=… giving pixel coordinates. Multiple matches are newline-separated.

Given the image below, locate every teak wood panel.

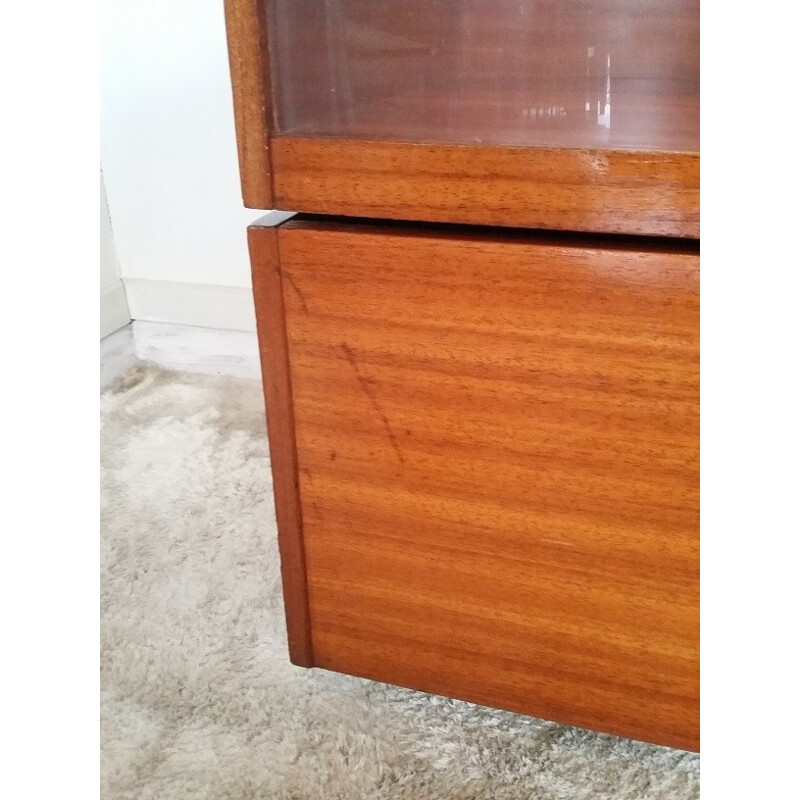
left=272, top=220, right=699, bottom=750
left=272, top=138, right=699, bottom=239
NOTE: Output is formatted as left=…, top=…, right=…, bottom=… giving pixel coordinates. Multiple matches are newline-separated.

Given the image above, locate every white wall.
left=100, top=0, right=265, bottom=331
left=100, top=169, right=131, bottom=338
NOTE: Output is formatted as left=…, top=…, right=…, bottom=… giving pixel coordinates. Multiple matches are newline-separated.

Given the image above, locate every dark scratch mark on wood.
left=340, top=342, right=405, bottom=464
left=283, top=272, right=309, bottom=314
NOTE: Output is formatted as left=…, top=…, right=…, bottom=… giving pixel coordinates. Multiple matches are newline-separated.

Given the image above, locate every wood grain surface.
left=248, top=220, right=313, bottom=665
left=224, top=0, right=273, bottom=208
left=273, top=219, right=699, bottom=749
left=272, top=138, right=699, bottom=239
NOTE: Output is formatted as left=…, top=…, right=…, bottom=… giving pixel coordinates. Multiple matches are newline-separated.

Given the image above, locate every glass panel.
left=268, top=0, right=698, bottom=152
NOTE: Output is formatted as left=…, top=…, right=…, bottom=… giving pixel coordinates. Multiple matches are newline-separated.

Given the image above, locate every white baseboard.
left=124, top=278, right=257, bottom=332
left=100, top=282, right=131, bottom=339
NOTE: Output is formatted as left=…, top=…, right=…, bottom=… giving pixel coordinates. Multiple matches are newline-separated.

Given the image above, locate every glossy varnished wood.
left=248, top=217, right=312, bottom=665
left=273, top=219, right=699, bottom=749
left=224, top=0, right=273, bottom=208
left=272, top=137, right=699, bottom=238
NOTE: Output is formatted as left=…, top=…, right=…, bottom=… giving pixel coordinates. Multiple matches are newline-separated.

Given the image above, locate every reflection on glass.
left=268, top=0, right=698, bottom=152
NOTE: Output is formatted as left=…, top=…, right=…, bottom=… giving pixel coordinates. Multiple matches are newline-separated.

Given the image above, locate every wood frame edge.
left=224, top=0, right=274, bottom=209
left=272, top=137, right=699, bottom=239
left=248, top=223, right=313, bottom=666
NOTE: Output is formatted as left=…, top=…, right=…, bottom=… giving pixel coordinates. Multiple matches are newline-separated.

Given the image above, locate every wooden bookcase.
left=226, top=0, right=699, bottom=751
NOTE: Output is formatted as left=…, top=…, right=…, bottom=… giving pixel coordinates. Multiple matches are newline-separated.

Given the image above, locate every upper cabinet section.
left=268, top=0, right=698, bottom=153
left=225, top=0, right=699, bottom=237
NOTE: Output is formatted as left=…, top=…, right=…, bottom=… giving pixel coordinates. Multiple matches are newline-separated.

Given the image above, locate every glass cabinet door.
left=226, top=0, right=699, bottom=236
left=268, top=0, right=698, bottom=153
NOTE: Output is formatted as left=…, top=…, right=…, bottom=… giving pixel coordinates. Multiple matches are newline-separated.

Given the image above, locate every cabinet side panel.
left=278, top=223, right=699, bottom=749
left=248, top=223, right=313, bottom=665
left=225, top=0, right=273, bottom=208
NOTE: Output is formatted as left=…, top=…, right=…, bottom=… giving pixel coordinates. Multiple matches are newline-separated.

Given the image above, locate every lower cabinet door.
left=250, top=216, right=700, bottom=751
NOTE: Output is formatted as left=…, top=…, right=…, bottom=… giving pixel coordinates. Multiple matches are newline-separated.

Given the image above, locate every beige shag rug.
left=100, top=364, right=699, bottom=800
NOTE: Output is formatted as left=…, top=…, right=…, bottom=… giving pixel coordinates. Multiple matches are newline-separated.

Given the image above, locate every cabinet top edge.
left=281, top=214, right=700, bottom=254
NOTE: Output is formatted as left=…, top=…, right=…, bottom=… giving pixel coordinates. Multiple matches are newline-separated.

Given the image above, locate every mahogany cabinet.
left=226, top=0, right=699, bottom=751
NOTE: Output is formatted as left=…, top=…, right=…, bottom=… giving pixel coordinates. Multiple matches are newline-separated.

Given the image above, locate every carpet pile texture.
left=100, top=364, right=699, bottom=800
